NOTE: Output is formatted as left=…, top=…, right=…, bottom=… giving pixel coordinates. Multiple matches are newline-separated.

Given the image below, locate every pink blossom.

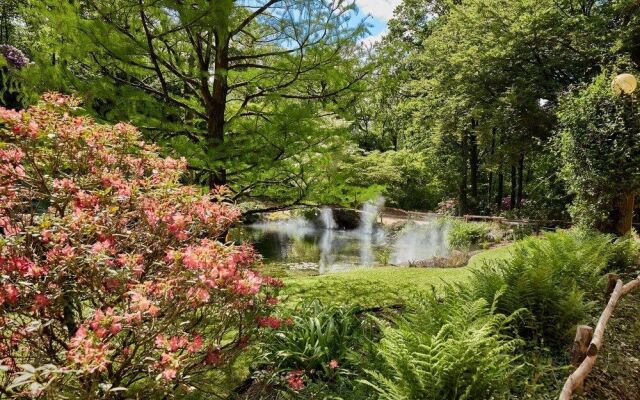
left=287, top=371, right=305, bottom=391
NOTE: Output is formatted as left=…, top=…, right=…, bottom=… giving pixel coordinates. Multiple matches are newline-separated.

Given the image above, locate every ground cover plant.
left=0, top=95, right=282, bottom=398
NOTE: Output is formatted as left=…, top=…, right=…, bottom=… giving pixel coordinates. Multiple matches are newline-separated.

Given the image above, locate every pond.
left=230, top=205, right=452, bottom=274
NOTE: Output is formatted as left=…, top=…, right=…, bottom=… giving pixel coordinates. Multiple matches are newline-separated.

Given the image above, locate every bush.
left=363, top=292, right=524, bottom=400
left=247, top=301, right=375, bottom=398
left=466, top=230, right=614, bottom=348
left=0, top=94, right=282, bottom=397
left=447, top=220, right=491, bottom=250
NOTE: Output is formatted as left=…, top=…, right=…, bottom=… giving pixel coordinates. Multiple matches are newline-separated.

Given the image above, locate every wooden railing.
left=559, top=273, right=640, bottom=399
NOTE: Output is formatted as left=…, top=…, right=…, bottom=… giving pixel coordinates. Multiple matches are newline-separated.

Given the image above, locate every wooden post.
left=605, top=273, right=620, bottom=300
left=570, top=325, right=593, bottom=368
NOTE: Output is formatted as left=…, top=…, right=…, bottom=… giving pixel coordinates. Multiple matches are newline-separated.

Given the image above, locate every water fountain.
left=318, top=207, right=337, bottom=273
left=356, top=197, right=385, bottom=266
left=390, top=219, right=450, bottom=265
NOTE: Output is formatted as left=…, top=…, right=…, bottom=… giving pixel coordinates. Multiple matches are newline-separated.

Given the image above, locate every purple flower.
left=0, top=44, right=29, bottom=69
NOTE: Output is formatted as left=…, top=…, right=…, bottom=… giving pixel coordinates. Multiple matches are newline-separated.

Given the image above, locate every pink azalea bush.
left=0, top=94, right=282, bottom=397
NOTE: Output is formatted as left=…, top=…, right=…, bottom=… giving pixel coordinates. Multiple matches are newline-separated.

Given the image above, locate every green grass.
left=280, top=244, right=516, bottom=308
left=282, top=267, right=470, bottom=307
left=467, top=244, right=514, bottom=268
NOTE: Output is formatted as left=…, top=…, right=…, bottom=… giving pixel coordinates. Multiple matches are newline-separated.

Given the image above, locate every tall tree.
left=558, top=67, right=640, bottom=235
left=25, top=0, right=367, bottom=198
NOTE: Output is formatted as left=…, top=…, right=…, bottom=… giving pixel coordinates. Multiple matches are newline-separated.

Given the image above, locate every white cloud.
left=356, top=0, right=402, bottom=21
left=360, top=30, right=387, bottom=47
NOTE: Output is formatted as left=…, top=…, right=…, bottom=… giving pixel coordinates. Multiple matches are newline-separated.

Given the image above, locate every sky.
left=355, top=0, right=402, bottom=45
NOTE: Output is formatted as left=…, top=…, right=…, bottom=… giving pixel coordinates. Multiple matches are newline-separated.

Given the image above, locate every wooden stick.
left=558, top=275, right=640, bottom=400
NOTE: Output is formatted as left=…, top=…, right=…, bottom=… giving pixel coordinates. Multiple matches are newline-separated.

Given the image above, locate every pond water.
left=230, top=203, right=452, bottom=274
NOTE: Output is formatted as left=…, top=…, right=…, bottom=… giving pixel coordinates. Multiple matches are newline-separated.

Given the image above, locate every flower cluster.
left=0, top=44, right=29, bottom=69
left=0, top=94, right=281, bottom=396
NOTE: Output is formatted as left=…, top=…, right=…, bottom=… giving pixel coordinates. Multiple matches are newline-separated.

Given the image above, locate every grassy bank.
left=279, top=244, right=515, bottom=307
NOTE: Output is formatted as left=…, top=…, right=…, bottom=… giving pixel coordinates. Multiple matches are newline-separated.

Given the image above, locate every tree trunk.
left=496, top=169, right=504, bottom=211
left=517, top=154, right=524, bottom=208
left=487, top=127, right=497, bottom=210
left=615, top=192, right=635, bottom=236
left=208, top=35, right=229, bottom=188
left=459, top=132, right=469, bottom=216
left=510, top=164, right=517, bottom=210
left=469, top=120, right=479, bottom=212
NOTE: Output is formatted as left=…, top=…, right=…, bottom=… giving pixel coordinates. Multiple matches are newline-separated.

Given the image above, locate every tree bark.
left=208, top=34, right=229, bottom=187
left=496, top=169, right=504, bottom=211
left=510, top=164, right=517, bottom=210
left=517, top=153, right=524, bottom=208
left=487, top=127, right=496, bottom=208
left=469, top=120, right=480, bottom=212
left=614, top=192, right=635, bottom=236
left=459, top=132, right=469, bottom=215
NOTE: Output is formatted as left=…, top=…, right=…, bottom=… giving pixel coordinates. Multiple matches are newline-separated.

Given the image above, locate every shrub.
left=363, top=292, right=524, bottom=400
left=447, top=220, right=491, bottom=250
left=466, top=230, right=614, bottom=348
left=247, top=301, right=375, bottom=398
left=0, top=94, right=282, bottom=397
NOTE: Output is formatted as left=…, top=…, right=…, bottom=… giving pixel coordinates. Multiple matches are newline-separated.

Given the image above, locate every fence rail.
left=559, top=273, right=640, bottom=399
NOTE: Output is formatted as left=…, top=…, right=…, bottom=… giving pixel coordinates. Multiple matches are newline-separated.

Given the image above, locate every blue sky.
left=354, top=0, right=401, bottom=45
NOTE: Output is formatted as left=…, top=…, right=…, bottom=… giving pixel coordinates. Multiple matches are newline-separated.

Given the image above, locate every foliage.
left=20, top=0, right=369, bottom=207
left=466, top=230, right=614, bottom=348
left=0, top=94, right=283, bottom=397
left=447, top=220, right=491, bottom=250
left=363, top=292, right=524, bottom=400
left=343, top=150, right=446, bottom=210
left=608, top=231, right=640, bottom=272
left=248, top=301, right=374, bottom=397
left=558, top=66, right=640, bottom=234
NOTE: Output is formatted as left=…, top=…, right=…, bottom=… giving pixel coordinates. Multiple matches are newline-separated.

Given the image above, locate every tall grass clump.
left=363, top=292, right=524, bottom=400
left=466, top=230, right=615, bottom=348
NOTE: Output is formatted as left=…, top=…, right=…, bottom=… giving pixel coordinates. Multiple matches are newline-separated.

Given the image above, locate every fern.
left=467, top=229, right=615, bottom=348
left=362, top=292, right=524, bottom=400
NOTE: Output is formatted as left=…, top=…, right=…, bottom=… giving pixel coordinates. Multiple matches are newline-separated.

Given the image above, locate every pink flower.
left=33, top=293, right=50, bottom=309
left=2, top=284, right=19, bottom=304
left=329, top=359, right=339, bottom=369
left=257, top=316, right=281, bottom=329
left=286, top=371, right=305, bottom=391
left=161, top=368, right=177, bottom=380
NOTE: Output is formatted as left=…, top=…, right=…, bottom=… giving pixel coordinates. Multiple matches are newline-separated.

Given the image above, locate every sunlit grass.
left=280, top=244, right=516, bottom=308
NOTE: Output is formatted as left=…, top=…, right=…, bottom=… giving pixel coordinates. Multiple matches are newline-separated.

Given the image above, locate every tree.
left=23, top=0, right=367, bottom=198
left=363, top=0, right=623, bottom=216
left=558, top=68, right=640, bottom=235
left=0, top=94, right=284, bottom=397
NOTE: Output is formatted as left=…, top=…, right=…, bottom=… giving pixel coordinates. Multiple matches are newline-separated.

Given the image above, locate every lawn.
left=280, top=244, right=515, bottom=308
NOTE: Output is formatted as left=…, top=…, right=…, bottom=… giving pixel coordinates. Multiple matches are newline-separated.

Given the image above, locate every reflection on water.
left=231, top=220, right=387, bottom=273
left=230, top=205, right=453, bottom=274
